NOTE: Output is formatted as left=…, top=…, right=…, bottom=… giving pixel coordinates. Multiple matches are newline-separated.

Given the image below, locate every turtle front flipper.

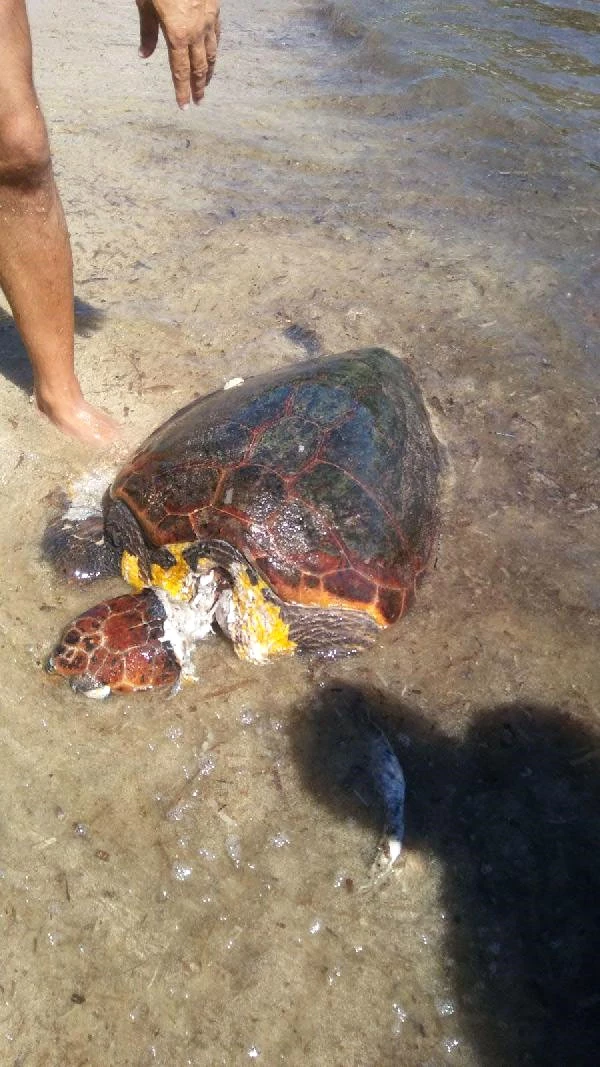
left=42, top=511, right=121, bottom=583
left=48, top=589, right=181, bottom=697
left=212, top=558, right=379, bottom=663
left=43, top=493, right=170, bottom=588
left=281, top=601, right=380, bottom=657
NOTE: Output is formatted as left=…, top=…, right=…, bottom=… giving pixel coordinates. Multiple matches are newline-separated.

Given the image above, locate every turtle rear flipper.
left=42, top=512, right=120, bottom=583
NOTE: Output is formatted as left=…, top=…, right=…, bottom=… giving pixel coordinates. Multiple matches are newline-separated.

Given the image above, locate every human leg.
left=0, top=0, right=119, bottom=444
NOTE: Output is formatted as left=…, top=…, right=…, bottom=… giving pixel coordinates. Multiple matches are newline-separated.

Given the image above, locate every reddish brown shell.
left=111, top=349, right=442, bottom=627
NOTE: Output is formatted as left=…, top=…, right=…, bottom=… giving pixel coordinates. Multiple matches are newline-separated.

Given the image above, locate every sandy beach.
left=0, top=1, right=598, bottom=1063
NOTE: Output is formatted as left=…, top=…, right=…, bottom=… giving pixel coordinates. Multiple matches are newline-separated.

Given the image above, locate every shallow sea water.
left=0, top=0, right=598, bottom=1064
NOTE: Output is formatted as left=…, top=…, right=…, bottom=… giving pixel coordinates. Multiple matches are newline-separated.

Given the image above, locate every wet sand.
left=0, top=1, right=598, bottom=1064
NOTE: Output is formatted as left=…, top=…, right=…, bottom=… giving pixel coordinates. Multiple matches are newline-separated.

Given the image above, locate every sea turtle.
left=46, top=348, right=442, bottom=698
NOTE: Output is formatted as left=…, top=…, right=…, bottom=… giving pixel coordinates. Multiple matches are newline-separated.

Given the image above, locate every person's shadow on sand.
left=0, top=298, right=104, bottom=393
left=290, top=682, right=600, bottom=1067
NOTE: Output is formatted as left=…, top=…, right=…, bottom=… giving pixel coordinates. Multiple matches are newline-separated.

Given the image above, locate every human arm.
left=136, top=0, right=221, bottom=109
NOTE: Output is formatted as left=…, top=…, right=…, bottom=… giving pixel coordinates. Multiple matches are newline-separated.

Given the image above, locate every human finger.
left=137, top=1, right=160, bottom=58
left=189, top=40, right=209, bottom=103
left=213, top=10, right=222, bottom=49
left=166, top=41, right=192, bottom=109
left=204, top=22, right=219, bottom=87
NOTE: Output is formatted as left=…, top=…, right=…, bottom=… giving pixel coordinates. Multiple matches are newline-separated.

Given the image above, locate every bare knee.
left=0, top=109, right=52, bottom=188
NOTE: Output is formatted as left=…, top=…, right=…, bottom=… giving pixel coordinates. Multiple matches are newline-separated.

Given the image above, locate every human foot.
left=36, top=393, right=122, bottom=446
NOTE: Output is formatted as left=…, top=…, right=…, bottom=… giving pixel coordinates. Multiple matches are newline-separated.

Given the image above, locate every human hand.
left=136, top=0, right=221, bottom=109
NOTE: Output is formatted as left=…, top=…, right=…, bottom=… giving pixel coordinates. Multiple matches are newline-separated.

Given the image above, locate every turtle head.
left=47, top=590, right=182, bottom=697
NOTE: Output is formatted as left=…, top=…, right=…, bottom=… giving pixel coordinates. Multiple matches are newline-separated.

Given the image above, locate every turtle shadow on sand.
left=0, top=298, right=104, bottom=394
left=289, top=681, right=600, bottom=1067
